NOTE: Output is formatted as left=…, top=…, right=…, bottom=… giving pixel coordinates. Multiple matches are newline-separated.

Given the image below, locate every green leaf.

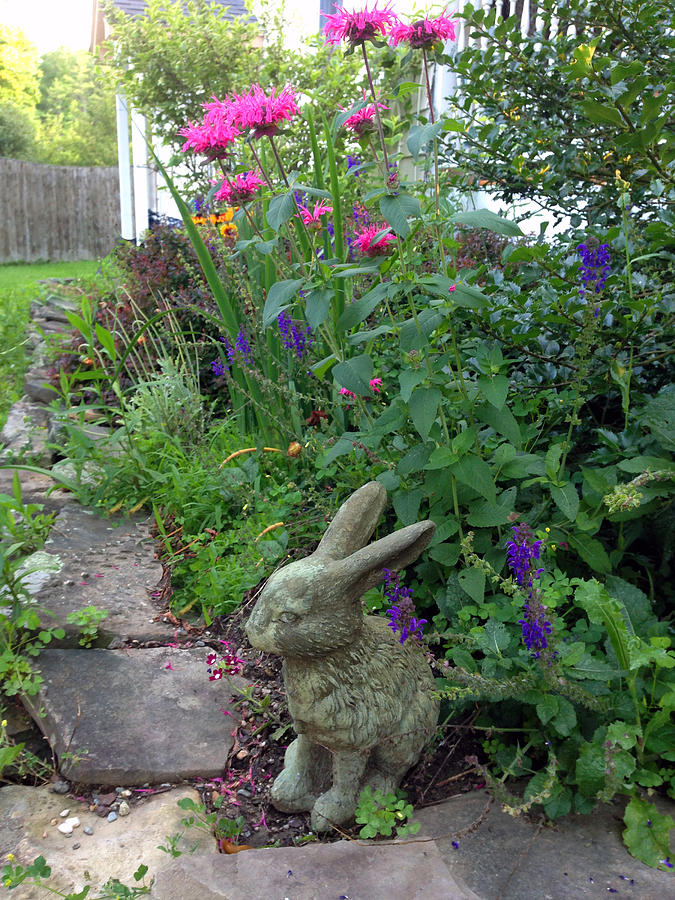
left=337, top=283, right=389, bottom=332
left=450, top=283, right=489, bottom=309
left=262, top=279, right=305, bottom=329
left=94, top=323, right=116, bottom=360
left=550, top=482, right=580, bottom=522
left=304, top=288, right=332, bottom=330
left=310, top=354, right=337, bottom=378
left=575, top=741, right=606, bottom=797
left=536, top=695, right=559, bottom=725
left=545, top=443, right=564, bottom=482
left=451, top=209, right=523, bottom=236
left=408, top=387, right=441, bottom=441
left=428, top=542, right=461, bottom=567
left=379, top=193, right=421, bottom=238
left=458, top=568, right=485, bottom=604
left=478, top=374, right=509, bottom=410
left=552, top=697, right=577, bottom=737
left=399, top=369, right=427, bottom=403
left=466, top=487, right=517, bottom=526
left=425, top=447, right=457, bottom=470
left=574, top=580, right=630, bottom=669
left=623, top=797, right=674, bottom=869
left=476, top=620, right=510, bottom=654
left=393, top=488, right=423, bottom=526
left=266, top=191, right=297, bottom=231
left=580, top=100, right=624, bottom=126
left=397, top=444, right=432, bottom=476
left=450, top=454, right=496, bottom=504
left=407, top=121, right=444, bottom=159
left=476, top=403, right=522, bottom=447
left=569, top=535, right=611, bottom=574
left=333, top=354, right=374, bottom=395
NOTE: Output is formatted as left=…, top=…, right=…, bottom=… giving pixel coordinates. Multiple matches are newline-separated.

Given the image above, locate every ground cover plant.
left=5, top=0, right=673, bottom=872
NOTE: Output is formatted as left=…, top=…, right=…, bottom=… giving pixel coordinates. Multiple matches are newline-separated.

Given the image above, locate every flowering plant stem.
left=361, top=43, right=390, bottom=176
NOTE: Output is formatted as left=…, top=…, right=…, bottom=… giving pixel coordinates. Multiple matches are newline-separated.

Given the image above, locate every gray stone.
left=23, top=647, right=246, bottom=783
left=51, top=781, right=70, bottom=795
left=152, top=838, right=477, bottom=900
left=246, top=481, right=438, bottom=832
left=107, top=811, right=118, bottom=823
left=23, top=368, right=58, bottom=404
left=0, top=400, right=52, bottom=465
left=0, top=784, right=215, bottom=900
left=415, top=790, right=675, bottom=900
left=0, top=467, right=74, bottom=512
left=29, top=505, right=172, bottom=646
left=118, top=801, right=130, bottom=817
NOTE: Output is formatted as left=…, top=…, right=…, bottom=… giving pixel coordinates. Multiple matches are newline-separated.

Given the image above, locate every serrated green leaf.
left=476, top=619, right=510, bottom=654
left=333, top=354, right=374, bottom=395
left=478, top=374, right=509, bottom=409
left=397, top=444, right=432, bottom=476
left=569, top=535, right=611, bottom=574
left=337, top=283, right=389, bottom=332
left=262, top=279, right=305, bottom=329
left=575, top=741, right=606, bottom=797
left=393, top=488, right=423, bottom=526
left=379, top=193, right=421, bottom=238
left=552, top=697, right=577, bottom=737
left=408, top=387, right=441, bottom=440
left=458, top=568, right=485, bottom=604
left=551, top=482, right=580, bottom=522
left=450, top=454, right=496, bottom=504
left=623, top=797, right=674, bottom=868
left=476, top=403, right=522, bottom=446
left=536, top=695, right=559, bottom=725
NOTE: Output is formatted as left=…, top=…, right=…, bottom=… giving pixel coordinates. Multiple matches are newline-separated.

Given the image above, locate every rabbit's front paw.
left=271, top=767, right=317, bottom=813
left=311, top=788, right=358, bottom=832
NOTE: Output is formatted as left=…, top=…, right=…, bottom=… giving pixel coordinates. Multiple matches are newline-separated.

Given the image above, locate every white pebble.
left=59, top=809, right=70, bottom=817
left=118, top=801, right=130, bottom=817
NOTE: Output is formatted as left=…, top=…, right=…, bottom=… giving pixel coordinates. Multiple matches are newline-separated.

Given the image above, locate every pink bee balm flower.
left=179, top=98, right=240, bottom=157
left=323, top=3, right=399, bottom=46
left=339, top=387, right=357, bottom=398
left=353, top=223, right=397, bottom=256
left=369, top=377, right=383, bottom=393
left=297, top=201, right=333, bottom=226
left=342, top=100, right=389, bottom=137
left=389, top=13, right=456, bottom=48
left=215, top=170, right=265, bottom=205
left=229, top=84, right=299, bottom=139
left=449, top=283, right=456, bottom=292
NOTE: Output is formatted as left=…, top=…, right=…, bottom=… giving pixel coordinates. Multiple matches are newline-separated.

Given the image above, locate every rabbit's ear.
left=315, top=481, right=388, bottom=560
left=334, top=520, right=436, bottom=593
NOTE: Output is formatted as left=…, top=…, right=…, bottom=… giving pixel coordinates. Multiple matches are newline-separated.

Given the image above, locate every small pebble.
left=195, top=640, right=205, bottom=646
left=83, top=826, right=93, bottom=836
left=236, top=788, right=252, bottom=799
left=107, top=811, right=118, bottom=823
left=160, top=783, right=171, bottom=788
left=52, top=781, right=70, bottom=795
left=236, top=749, right=249, bottom=760
left=89, top=804, right=97, bottom=812
left=72, top=843, right=80, bottom=850
left=121, top=789, right=132, bottom=798
left=59, top=809, right=70, bottom=817
left=118, top=801, right=130, bottom=817
left=50, top=818, right=58, bottom=827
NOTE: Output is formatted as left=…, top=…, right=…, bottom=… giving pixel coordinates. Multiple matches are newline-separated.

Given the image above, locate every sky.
left=0, top=1, right=424, bottom=55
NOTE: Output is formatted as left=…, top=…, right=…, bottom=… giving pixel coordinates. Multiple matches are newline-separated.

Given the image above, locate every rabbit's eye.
left=279, top=611, right=299, bottom=625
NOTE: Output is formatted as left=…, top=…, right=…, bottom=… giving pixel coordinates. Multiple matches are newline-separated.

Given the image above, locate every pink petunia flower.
left=389, top=12, right=456, bottom=49
left=215, top=170, right=265, bottom=205
left=228, top=84, right=299, bottom=139
left=369, top=377, right=383, bottom=393
left=324, top=3, right=399, bottom=46
left=297, top=201, right=333, bottom=227
left=342, top=100, right=389, bottom=137
left=353, top=223, right=397, bottom=256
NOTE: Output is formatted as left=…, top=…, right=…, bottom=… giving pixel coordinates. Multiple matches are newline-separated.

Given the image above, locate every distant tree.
left=35, top=49, right=117, bottom=166
left=0, top=24, right=40, bottom=110
left=0, top=100, right=37, bottom=158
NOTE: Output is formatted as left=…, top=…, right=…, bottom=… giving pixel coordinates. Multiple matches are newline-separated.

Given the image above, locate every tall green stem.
left=361, top=43, right=390, bottom=175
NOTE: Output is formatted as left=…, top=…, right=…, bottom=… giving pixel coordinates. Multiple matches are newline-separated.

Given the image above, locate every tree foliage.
left=0, top=24, right=40, bottom=110
left=440, top=0, right=675, bottom=227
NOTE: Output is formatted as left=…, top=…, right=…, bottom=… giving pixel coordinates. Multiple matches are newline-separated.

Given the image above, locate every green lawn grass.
left=0, top=260, right=104, bottom=427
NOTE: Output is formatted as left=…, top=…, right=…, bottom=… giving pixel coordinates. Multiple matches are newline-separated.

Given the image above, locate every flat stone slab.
left=0, top=467, right=74, bottom=512
left=24, top=648, right=246, bottom=783
left=415, top=790, right=675, bottom=899
left=152, top=838, right=479, bottom=900
left=0, top=784, right=215, bottom=899
left=31, top=505, right=172, bottom=646
left=0, top=400, right=52, bottom=464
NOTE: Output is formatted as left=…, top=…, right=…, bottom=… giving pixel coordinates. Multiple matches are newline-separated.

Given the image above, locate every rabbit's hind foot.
left=310, top=787, right=359, bottom=832
left=270, top=736, right=331, bottom=813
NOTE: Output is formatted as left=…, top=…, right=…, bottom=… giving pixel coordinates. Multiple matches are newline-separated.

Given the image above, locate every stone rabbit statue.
left=245, top=481, right=439, bottom=832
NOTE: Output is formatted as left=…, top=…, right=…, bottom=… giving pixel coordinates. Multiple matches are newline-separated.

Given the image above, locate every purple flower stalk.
left=277, top=311, right=313, bottom=360
left=505, top=523, right=543, bottom=588
left=506, top=523, right=551, bottom=658
left=235, top=329, right=253, bottom=366
left=347, top=155, right=361, bottom=175
left=577, top=241, right=611, bottom=296
left=383, top=568, right=427, bottom=644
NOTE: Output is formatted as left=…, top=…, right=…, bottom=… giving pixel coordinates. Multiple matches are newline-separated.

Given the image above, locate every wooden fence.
left=0, top=159, right=121, bottom=263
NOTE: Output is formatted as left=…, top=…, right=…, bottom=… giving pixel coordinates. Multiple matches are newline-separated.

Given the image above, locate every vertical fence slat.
left=0, top=158, right=121, bottom=262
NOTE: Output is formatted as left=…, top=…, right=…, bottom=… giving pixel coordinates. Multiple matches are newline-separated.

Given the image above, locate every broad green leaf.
left=397, top=444, right=432, bottom=476
left=550, top=482, right=580, bottom=522
left=348, top=324, right=392, bottom=344
left=536, top=695, right=559, bottom=725
left=266, top=191, right=296, bottom=231
left=476, top=403, right=522, bottom=447
left=552, top=697, right=577, bottom=737
left=581, top=100, right=624, bottom=126
left=458, top=568, right=485, bottom=604
left=478, top=374, right=509, bottom=410
left=569, top=535, right=611, bottom=574
left=310, top=354, right=337, bottom=378
left=605, top=575, right=653, bottom=633
left=332, top=354, right=374, bottom=395
left=262, top=279, right=305, bottom=329
left=574, top=580, right=630, bottom=669
left=337, top=283, right=389, bottom=332
left=543, top=785, right=573, bottom=819
left=476, top=620, right=510, bottom=655
left=94, top=324, right=116, bottom=360
left=451, top=209, right=523, bottom=236
left=379, top=193, right=421, bottom=238
left=408, top=387, right=441, bottom=441
left=450, top=283, right=489, bottom=309
left=500, top=454, right=545, bottom=478
left=399, top=369, right=427, bottom=403
left=304, top=288, right=332, bottom=330
left=425, top=447, right=457, bottom=470
left=623, top=797, right=674, bottom=869
left=466, top=487, right=517, bottom=527
left=428, top=542, right=461, bottom=567
left=575, top=741, right=606, bottom=797
left=407, top=121, right=444, bottom=159
left=545, top=443, right=564, bottom=482
left=399, top=309, right=443, bottom=351
left=393, top=488, right=423, bottom=526
left=450, top=455, right=496, bottom=504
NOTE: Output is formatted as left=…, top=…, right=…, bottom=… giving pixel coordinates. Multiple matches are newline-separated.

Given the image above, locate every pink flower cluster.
left=215, top=170, right=265, bottom=205
left=297, top=200, right=333, bottom=227
left=342, top=99, right=389, bottom=137
left=339, top=377, right=383, bottom=400
left=179, top=83, right=299, bottom=156
left=353, top=223, right=397, bottom=256
left=324, top=5, right=456, bottom=50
